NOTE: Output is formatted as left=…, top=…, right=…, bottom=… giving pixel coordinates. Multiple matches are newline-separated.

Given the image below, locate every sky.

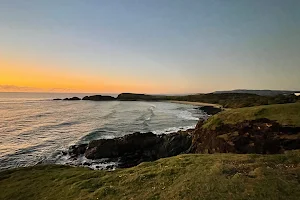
left=0, top=0, right=300, bottom=94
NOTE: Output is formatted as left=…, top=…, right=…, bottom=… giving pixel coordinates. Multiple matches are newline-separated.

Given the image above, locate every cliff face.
left=190, top=118, right=300, bottom=154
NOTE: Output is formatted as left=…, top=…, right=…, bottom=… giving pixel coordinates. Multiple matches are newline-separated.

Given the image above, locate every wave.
left=176, top=110, right=199, bottom=121
left=153, top=125, right=195, bottom=135
left=135, top=105, right=156, bottom=124
left=79, top=129, right=117, bottom=144
left=55, top=154, right=117, bottom=170
left=101, top=109, right=117, bottom=119
left=38, top=121, right=80, bottom=130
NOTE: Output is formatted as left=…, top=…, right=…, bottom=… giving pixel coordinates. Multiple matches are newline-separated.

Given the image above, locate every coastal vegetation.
left=61, top=92, right=299, bottom=109
left=190, top=102, right=300, bottom=154
left=167, top=93, right=299, bottom=108
left=1, top=151, right=299, bottom=200
left=203, top=102, right=300, bottom=129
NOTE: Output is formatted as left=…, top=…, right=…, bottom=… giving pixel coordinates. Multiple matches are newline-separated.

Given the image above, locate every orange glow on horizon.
left=0, top=56, right=183, bottom=94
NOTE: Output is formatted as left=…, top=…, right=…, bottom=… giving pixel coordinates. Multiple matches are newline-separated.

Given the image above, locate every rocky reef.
left=63, top=97, right=81, bottom=101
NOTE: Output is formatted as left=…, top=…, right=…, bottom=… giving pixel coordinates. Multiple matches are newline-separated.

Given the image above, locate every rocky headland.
left=56, top=95, right=300, bottom=169
left=82, top=95, right=116, bottom=101
left=67, top=117, right=300, bottom=169
left=191, top=118, right=300, bottom=154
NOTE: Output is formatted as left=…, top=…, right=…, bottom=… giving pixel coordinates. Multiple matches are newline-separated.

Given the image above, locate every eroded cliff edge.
left=191, top=118, right=300, bottom=154
left=66, top=102, right=300, bottom=169
left=68, top=118, right=300, bottom=168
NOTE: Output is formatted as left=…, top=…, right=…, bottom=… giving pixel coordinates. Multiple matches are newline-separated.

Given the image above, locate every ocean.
left=0, top=92, right=208, bottom=170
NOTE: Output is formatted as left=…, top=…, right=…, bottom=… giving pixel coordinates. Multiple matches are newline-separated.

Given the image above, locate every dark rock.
left=63, top=97, right=81, bottom=101
left=105, top=165, right=114, bottom=170
left=53, top=98, right=62, bottom=100
left=190, top=118, right=300, bottom=154
left=82, top=95, right=115, bottom=101
left=83, top=162, right=91, bottom=166
left=70, top=132, right=192, bottom=168
left=117, top=93, right=165, bottom=101
left=68, top=144, right=88, bottom=158
left=198, top=106, right=223, bottom=115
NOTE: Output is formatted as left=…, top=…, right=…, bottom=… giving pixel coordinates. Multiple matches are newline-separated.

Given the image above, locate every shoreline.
left=167, top=100, right=222, bottom=108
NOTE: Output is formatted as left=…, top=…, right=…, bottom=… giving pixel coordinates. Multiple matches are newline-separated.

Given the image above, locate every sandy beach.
left=167, top=100, right=222, bottom=108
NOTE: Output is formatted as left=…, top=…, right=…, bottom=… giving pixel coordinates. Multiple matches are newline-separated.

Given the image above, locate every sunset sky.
left=1, top=0, right=300, bottom=93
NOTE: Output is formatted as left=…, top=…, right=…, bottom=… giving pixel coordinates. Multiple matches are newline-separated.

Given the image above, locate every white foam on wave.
left=176, top=110, right=199, bottom=121
left=153, top=125, right=195, bottom=135
left=99, top=135, right=116, bottom=139
left=56, top=154, right=117, bottom=171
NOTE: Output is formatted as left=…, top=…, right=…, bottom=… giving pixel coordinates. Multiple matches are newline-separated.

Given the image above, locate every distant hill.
left=117, top=92, right=299, bottom=108
left=213, top=89, right=296, bottom=96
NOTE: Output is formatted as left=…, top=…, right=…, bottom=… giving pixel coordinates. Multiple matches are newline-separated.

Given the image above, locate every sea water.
left=0, top=92, right=207, bottom=170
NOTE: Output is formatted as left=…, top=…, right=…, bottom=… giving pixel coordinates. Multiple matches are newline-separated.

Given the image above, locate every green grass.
left=203, top=102, right=300, bottom=129
left=117, top=93, right=299, bottom=108
left=1, top=151, right=300, bottom=200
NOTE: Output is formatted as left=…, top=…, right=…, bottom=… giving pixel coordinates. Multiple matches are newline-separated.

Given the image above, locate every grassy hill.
left=1, top=151, right=300, bottom=200
left=203, top=102, right=300, bottom=129
left=117, top=93, right=299, bottom=108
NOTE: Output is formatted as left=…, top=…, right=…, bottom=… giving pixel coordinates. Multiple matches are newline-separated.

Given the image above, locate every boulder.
left=53, top=98, right=62, bottom=100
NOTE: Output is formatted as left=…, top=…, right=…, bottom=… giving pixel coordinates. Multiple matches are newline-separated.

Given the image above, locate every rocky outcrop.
left=69, top=131, right=192, bottom=168
left=68, top=143, right=88, bottom=157
left=198, top=106, right=223, bottom=115
left=82, top=95, right=115, bottom=101
left=190, top=118, right=300, bottom=154
left=53, top=98, right=62, bottom=100
left=63, top=97, right=81, bottom=101
left=66, top=118, right=300, bottom=169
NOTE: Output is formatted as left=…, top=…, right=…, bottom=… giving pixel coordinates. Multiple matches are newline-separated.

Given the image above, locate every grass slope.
left=203, top=102, right=300, bottom=129
left=117, top=93, right=299, bottom=108
left=1, top=151, right=300, bottom=200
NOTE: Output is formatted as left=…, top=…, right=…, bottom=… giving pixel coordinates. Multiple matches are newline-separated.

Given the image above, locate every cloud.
left=0, top=85, right=71, bottom=93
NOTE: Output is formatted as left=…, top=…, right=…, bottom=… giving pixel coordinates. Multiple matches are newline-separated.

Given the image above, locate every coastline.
left=167, top=100, right=222, bottom=108
left=1, top=102, right=300, bottom=199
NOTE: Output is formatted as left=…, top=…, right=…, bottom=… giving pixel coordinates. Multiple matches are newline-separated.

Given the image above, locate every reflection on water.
left=0, top=93, right=207, bottom=170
